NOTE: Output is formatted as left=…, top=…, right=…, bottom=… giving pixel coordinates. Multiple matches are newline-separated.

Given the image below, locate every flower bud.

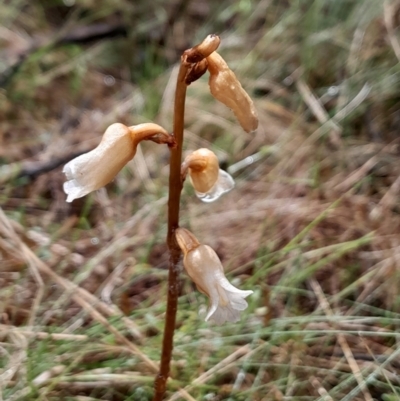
left=185, top=59, right=208, bottom=85
left=184, top=34, right=221, bottom=63
left=207, top=51, right=258, bottom=133
left=63, top=122, right=171, bottom=202
left=176, top=228, right=253, bottom=325
left=181, top=148, right=234, bottom=203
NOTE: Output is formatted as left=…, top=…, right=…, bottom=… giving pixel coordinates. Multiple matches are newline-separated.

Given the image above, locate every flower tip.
left=205, top=288, right=253, bottom=325
left=62, top=163, right=73, bottom=179
left=63, top=179, right=88, bottom=203
left=243, top=109, right=259, bottom=133
left=184, top=34, right=221, bottom=63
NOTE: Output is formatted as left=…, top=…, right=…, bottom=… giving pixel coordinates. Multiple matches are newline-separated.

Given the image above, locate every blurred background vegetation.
left=2, top=0, right=400, bottom=400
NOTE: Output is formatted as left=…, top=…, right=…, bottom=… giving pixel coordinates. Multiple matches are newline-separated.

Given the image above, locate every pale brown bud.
left=63, top=122, right=171, bottom=202
left=181, top=148, right=234, bottom=202
left=175, top=228, right=253, bottom=324
left=184, top=34, right=221, bottom=63
left=207, top=51, right=258, bottom=133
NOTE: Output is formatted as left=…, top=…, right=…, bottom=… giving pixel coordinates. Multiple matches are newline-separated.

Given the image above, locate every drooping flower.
left=176, top=227, right=253, bottom=325
left=63, top=122, right=172, bottom=202
left=206, top=51, right=258, bottom=133
left=181, top=148, right=234, bottom=203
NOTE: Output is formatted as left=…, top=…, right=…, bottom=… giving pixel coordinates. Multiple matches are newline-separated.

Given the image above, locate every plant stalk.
left=152, top=59, right=190, bottom=401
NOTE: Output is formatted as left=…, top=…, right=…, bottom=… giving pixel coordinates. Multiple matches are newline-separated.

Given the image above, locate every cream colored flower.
left=176, top=228, right=253, bottom=325
left=63, top=123, right=171, bottom=202
left=207, top=51, right=258, bottom=133
left=181, top=148, right=234, bottom=203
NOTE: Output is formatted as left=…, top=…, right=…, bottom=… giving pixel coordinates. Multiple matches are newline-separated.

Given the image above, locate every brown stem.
left=152, top=59, right=190, bottom=401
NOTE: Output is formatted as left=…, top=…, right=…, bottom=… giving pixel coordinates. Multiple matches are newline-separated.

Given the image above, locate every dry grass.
left=2, top=0, right=400, bottom=400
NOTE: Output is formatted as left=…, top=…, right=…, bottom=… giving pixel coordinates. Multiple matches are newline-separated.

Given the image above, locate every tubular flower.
left=176, top=228, right=253, bottom=325
left=206, top=51, right=258, bottom=133
left=181, top=148, right=234, bottom=203
left=63, top=122, right=172, bottom=202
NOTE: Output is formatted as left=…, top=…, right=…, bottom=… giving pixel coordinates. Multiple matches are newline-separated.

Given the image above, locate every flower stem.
left=152, top=59, right=190, bottom=401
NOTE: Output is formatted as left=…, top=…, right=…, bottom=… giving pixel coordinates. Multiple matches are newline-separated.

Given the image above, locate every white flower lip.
left=194, top=169, right=235, bottom=203
left=63, top=157, right=94, bottom=202
left=183, top=243, right=253, bottom=325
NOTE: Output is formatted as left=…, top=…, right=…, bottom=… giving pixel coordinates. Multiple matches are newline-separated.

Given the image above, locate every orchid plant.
left=63, top=34, right=258, bottom=401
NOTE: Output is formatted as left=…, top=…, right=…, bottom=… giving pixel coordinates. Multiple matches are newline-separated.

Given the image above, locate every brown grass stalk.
left=152, top=58, right=190, bottom=401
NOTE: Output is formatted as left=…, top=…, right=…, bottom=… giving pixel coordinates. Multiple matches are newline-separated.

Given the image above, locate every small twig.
left=0, top=150, right=90, bottom=185
left=296, top=78, right=341, bottom=131
left=58, top=22, right=127, bottom=45
left=310, top=376, right=334, bottom=401
left=100, top=261, right=129, bottom=304
left=0, top=331, right=27, bottom=395
left=370, top=173, right=400, bottom=220
left=32, top=365, right=66, bottom=387
left=334, top=139, right=399, bottom=192
left=0, top=325, right=87, bottom=341
left=296, top=79, right=341, bottom=146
